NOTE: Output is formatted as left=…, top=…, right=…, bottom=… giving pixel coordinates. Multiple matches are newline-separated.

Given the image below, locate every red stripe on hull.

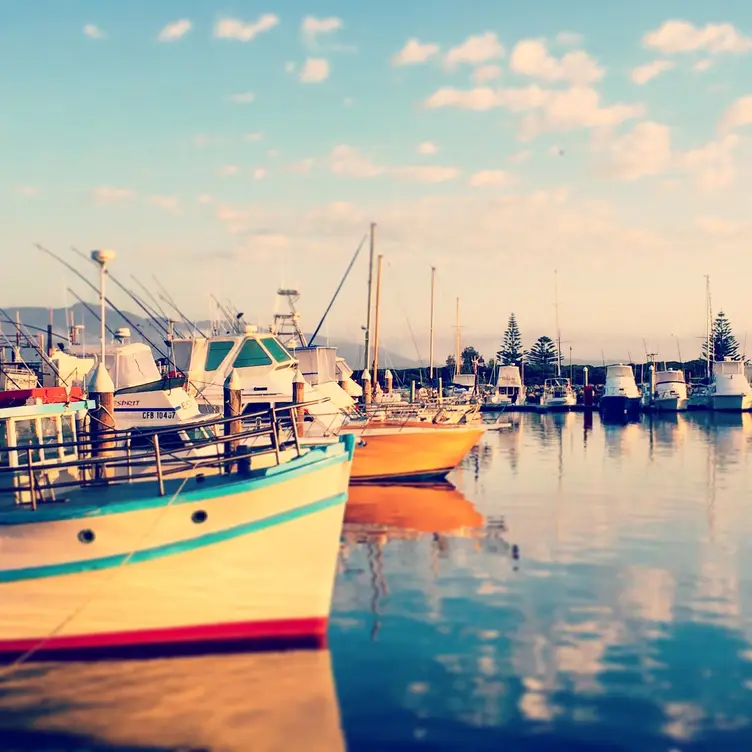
left=0, top=618, right=328, bottom=662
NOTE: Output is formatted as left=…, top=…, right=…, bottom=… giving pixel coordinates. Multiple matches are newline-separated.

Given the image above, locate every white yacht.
left=709, top=359, right=752, bottom=412
left=652, top=369, right=688, bottom=412
left=485, top=365, right=524, bottom=407
left=542, top=376, right=577, bottom=411
left=599, top=364, right=641, bottom=418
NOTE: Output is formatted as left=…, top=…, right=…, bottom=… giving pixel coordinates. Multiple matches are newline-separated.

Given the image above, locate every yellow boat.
left=343, top=422, right=485, bottom=482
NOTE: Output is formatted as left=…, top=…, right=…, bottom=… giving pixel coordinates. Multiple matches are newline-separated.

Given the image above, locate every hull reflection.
left=0, top=650, right=343, bottom=751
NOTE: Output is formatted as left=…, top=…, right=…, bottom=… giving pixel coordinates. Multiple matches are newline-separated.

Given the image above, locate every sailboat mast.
left=454, top=297, right=461, bottom=377
left=371, top=254, right=383, bottom=385
left=555, top=269, right=562, bottom=377
left=705, top=274, right=712, bottom=380
left=363, top=222, right=376, bottom=370
left=429, top=266, right=436, bottom=382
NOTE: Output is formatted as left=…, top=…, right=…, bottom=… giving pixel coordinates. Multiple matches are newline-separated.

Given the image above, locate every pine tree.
left=461, top=346, right=483, bottom=373
left=528, top=336, right=558, bottom=376
left=702, top=311, right=741, bottom=362
left=497, top=313, right=524, bottom=365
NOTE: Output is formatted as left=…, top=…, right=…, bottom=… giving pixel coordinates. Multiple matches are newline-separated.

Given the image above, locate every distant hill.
left=0, top=305, right=422, bottom=368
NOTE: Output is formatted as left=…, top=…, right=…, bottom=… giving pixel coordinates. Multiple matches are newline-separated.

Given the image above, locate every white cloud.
left=631, top=59, right=675, bottom=85
left=394, top=165, right=459, bottom=182
left=719, top=95, right=752, bottom=132
left=676, top=133, right=740, bottom=190
left=301, top=16, right=343, bottom=43
left=392, top=38, right=440, bottom=66
left=595, top=121, right=672, bottom=180
left=643, top=20, right=752, bottom=54
left=425, top=85, right=644, bottom=139
left=147, top=195, right=180, bottom=213
left=445, top=32, right=504, bottom=67
left=472, top=64, right=502, bottom=84
left=92, top=186, right=134, bottom=204
left=252, top=167, right=267, bottom=180
left=695, top=217, right=745, bottom=235
left=18, top=186, right=39, bottom=197
left=229, top=92, right=255, bottom=104
left=286, top=158, right=315, bottom=174
left=245, top=131, right=263, bottom=142
left=694, top=58, right=713, bottom=71
left=219, top=165, right=239, bottom=176
left=557, top=31, right=583, bottom=46
left=510, top=39, right=604, bottom=84
left=285, top=61, right=296, bottom=74
left=83, top=24, right=105, bottom=40
left=214, top=15, right=279, bottom=42
left=329, top=145, right=458, bottom=182
left=197, top=194, right=214, bottom=205
left=509, top=150, right=531, bottom=164
left=158, top=19, right=192, bottom=42
left=300, top=58, right=330, bottom=83
left=343, top=97, right=354, bottom=107
left=268, top=149, right=280, bottom=158
left=468, top=170, right=512, bottom=187
left=418, top=141, right=438, bottom=155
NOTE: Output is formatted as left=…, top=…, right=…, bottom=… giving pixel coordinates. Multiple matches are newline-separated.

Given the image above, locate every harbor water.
left=1, top=411, right=751, bottom=750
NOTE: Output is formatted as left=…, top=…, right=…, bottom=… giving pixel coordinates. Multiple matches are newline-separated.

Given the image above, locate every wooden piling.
left=292, top=369, right=305, bottom=436
left=385, top=369, right=393, bottom=394
left=362, top=368, right=372, bottom=406
left=223, top=368, right=242, bottom=474
left=88, top=364, right=115, bottom=482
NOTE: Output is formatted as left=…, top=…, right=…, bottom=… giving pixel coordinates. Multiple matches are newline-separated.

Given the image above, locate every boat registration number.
left=141, top=411, right=176, bottom=420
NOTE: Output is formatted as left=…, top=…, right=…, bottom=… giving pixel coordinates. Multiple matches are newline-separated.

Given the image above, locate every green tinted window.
left=0, top=421, right=7, bottom=466
left=262, top=337, right=292, bottom=363
left=40, top=417, right=59, bottom=460
left=15, top=419, right=41, bottom=464
left=233, top=339, right=272, bottom=368
left=61, top=414, right=76, bottom=456
left=205, top=341, right=234, bottom=372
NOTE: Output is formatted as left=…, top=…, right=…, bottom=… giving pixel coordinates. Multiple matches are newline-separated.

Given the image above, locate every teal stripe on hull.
left=0, top=491, right=348, bottom=583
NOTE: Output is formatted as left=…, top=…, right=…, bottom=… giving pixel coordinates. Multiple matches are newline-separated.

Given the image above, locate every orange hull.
left=344, top=424, right=485, bottom=482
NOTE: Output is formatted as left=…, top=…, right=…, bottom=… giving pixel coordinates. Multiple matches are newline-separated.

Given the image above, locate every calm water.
left=2, top=411, right=752, bottom=750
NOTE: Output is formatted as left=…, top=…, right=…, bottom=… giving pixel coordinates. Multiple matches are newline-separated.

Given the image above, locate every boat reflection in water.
left=0, top=649, right=344, bottom=751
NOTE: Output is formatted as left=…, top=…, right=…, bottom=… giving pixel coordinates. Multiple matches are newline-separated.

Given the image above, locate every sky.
left=4, top=1, right=752, bottom=364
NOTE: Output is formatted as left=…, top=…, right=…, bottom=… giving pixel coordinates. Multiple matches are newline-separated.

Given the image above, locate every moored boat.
left=652, top=369, right=688, bottom=412
left=599, top=364, right=641, bottom=419
left=541, top=377, right=577, bottom=411
left=709, top=359, right=752, bottom=412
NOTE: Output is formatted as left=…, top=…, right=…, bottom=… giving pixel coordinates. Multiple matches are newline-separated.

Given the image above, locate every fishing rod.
left=309, top=233, right=368, bottom=346
left=35, top=244, right=171, bottom=362
left=130, top=275, right=184, bottom=338
left=153, top=274, right=206, bottom=339
left=211, top=294, right=235, bottom=333
left=70, top=246, right=170, bottom=338
left=67, top=288, right=117, bottom=338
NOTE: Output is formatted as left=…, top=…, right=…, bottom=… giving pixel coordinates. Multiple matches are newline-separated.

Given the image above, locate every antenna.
left=554, top=269, right=561, bottom=377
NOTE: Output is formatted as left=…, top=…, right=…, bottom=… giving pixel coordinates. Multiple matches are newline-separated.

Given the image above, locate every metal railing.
left=0, top=399, right=324, bottom=509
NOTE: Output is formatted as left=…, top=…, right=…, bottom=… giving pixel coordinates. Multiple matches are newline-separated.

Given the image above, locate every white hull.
left=653, top=396, right=688, bottom=412
left=542, top=395, right=577, bottom=410
left=0, top=442, right=352, bottom=656
left=710, top=393, right=752, bottom=412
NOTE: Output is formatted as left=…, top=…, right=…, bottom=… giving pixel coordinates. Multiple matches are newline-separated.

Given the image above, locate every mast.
left=705, top=274, right=712, bottom=380
left=554, top=268, right=562, bottom=377
left=429, top=266, right=436, bottom=382
left=363, top=222, right=376, bottom=370
left=371, top=254, right=383, bottom=385
left=454, top=297, right=460, bottom=377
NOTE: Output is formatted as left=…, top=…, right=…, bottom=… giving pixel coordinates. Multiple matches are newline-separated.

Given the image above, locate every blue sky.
left=4, top=1, right=752, bottom=362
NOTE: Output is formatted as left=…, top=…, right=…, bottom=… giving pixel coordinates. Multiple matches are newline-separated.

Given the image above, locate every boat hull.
left=543, top=398, right=576, bottom=411
left=599, top=395, right=641, bottom=418
left=653, top=396, right=688, bottom=412
left=710, top=393, right=752, bottom=412
left=0, top=439, right=354, bottom=660
left=344, top=424, right=485, bottom=482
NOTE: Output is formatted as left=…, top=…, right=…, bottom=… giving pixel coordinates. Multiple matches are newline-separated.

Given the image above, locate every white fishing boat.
left=485, top=365, right=524, bottom=407
left=652, top=369, right=688, bottom=412
left=0, top=386, right=355, bottom=659
left=542, top=377, right=577, bottom=411
left=599, top=364, right=641, bottom=418
left=709, top=359, right=752, bottom=412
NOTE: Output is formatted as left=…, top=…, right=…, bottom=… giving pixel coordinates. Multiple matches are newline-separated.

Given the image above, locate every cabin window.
left=61, top=414, right=76, bottom=456
left=15, top=419, right=41, bottom=464
left=130, top=430, right=186, bottom=452
left=262, top=337, right=293, bottom=363
left=204, top=341, right=234, bottom=372
left=40, top=417, right=60, bottom=460
left=0, top=422, right=7, bottom=466
left=233, top=339, right=272, bottom=368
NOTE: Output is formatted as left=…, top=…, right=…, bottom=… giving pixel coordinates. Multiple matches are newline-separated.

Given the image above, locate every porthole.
left=191, top=510, right=208, bottom=524
left=78, top=529, right=95, bottom=544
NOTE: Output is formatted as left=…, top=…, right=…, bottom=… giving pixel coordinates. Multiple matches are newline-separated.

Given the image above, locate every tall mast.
left=705, top=274, right=712, bottom=380
left=429, top=266, right=436, bottom=382
left=555, top=268, right=562, bottom=377
left=363, top=222, right=376, bottom=370
left=371, top=254, right=384, bottom=384
left=454, top=297, right=460, bottom=377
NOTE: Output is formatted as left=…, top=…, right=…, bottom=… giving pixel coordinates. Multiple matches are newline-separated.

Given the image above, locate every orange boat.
left=342, top=421, right=485, bottom=482
left=344, top=481, right=484, bottom=536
